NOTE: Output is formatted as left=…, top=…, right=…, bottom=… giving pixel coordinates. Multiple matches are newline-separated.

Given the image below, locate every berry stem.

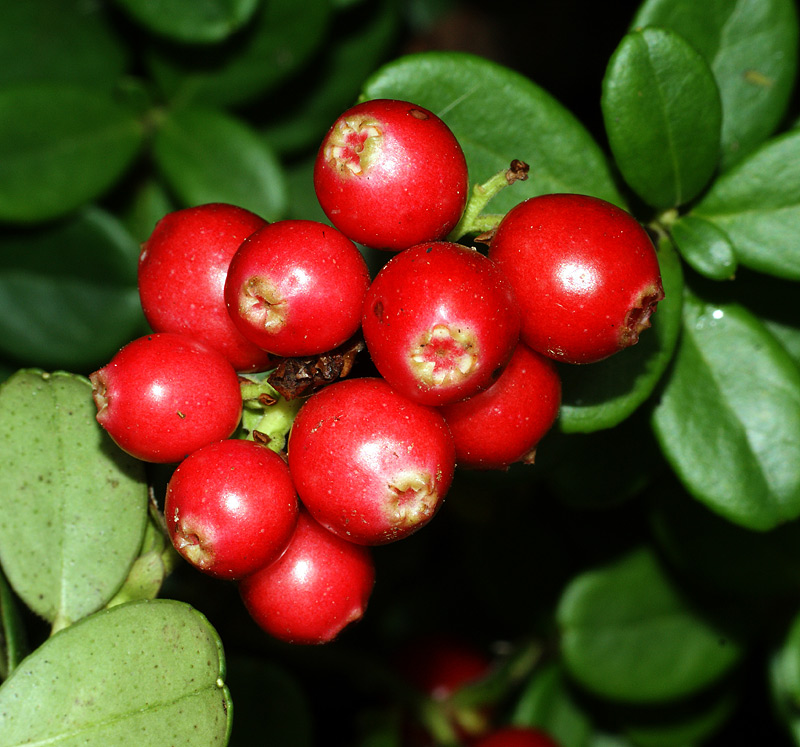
left=239, top=375, right=303, bottom=452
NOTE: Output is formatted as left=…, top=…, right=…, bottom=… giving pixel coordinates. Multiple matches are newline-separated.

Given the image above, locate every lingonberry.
left=224, top=219, right=370, bottom=357
left=472, top=726, right=561, bottom=747
left=238, top=508, right=375, bottom=645
left=165, top=439, right=298, bottom=581
left=89, top=332, right=242, bottom=463
left=287, top=377, right=456, bottom=545
left=138, top=203, right=272, bottom=373
left=313, top=99, right=468, bottom=251
left=440, top=343, right=561, bottom=470
left=488, top=193, right=664, bottom=364
left=361, top=241, right=520, bottom=406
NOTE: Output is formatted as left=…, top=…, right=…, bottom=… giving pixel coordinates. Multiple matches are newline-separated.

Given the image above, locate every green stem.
left=238, top=375, right=303, bottom=453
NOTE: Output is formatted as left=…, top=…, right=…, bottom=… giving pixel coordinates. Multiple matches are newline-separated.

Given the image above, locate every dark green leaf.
left=651, top=289, right=800, bottom=530
left=0, top=0, right=128, bottom=90
left=119, top=177, right=177, bottom=244
left=146, top=0, right=332, bottom=108
left=558, top=236, right=683, bottom=433
left=601, top=27, right=722, bottom=209
left=154, top=107, right=287, bottom=220
left=0, top=85, right=144, bottom=223
left=670, top=214, right=737, bottom=281
left=0, top=206, right=145, bottom=371
left=691, top=130, right=800, bottom=280
left=0, top=600, right=231, bottom=745
left=361, top=51, right=625, bottom=214
left=769, top=608, right=800, bottom=743
left=0, top=370, right=148, bottom=632
left=0, top=570, right=27, bottom=682
left=632, top=0, right=800, bottom=169
left=557, top=545, right=744, bottom=703
left=113, top=0, right=260, bottom=43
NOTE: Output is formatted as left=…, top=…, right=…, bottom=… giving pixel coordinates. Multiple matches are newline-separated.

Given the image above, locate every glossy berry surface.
left=287, top=377, right=456, bottom=545
left=488, top=193, right=664, bottom=364
left=440, top=343, right=561, bottom=470
left=472, top=726, right=562, bottom=747
left=314, top=99, right=468, bottom=251
left=239, top=508, right=375, bottom=645
left=165, top=439, right=298, bottom=581
left=138, top=202, right=272, bottom=373
left=362, top=241, right=520, bottom=406
left=224, top=219, right=370, bottom=357
left=89, top=332, right=242, bottom=463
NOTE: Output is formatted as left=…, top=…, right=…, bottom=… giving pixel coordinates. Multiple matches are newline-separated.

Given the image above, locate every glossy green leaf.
left=601, top=27, right=722, bottom=210
left=154, top=107, right=287, bottom=220
left=652, top=289, right=800, bottom=530
left=557, top=545, right=744, bottom=703
left=769, top=608, right=800, bottom=744
left=113, top=0, right=259, bottom=43
left=146, top=0, right=331, bottom=108
left=0, top=0, right=128, bottom=90
left=0, top=570, right=27, bottom=682
left=0, top=370, right=148, bottom=631
left=0, top=600, right=231, bottom=745
left=0, top=206, right=145, bottom=371
left=558, top=236, right=683, bottom=433
left=691, top=130, right=800, bottom=280
left=670, top=214, right=737, bottom=281
left=360, top=51, right=624, bottom=214
left=632, top=0, right=800, bottom=169
left=0, top=85, right=144, bottom=223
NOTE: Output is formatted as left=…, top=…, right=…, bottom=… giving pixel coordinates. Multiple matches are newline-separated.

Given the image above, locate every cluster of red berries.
left=89, top=99, right=664, bottom=646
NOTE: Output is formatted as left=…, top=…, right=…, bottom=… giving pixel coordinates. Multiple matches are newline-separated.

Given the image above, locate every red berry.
left=362, top=242, right=520, bottom=406
left=472, top=726, right=561, bottom=747
left=287, top=377, right=456, bottom=545
left=314, top=99, right=468, bottom=251
left=224, top=219, right=370, bottom=357
left=165, top=439, right=298, bottom=581
left=138, top=203, right=272, bottom=373
left=440, top=343, right=561, bottom=470
left=488, top=193, right=664, bottom=364
left=238, top=508, right=375, bottom=645
left=89, top=332, right=242, bottom=463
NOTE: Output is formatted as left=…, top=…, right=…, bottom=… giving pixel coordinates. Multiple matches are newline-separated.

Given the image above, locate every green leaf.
left=770, top=608, right=800, bottom=744
left=601, top=27, right=722, bottom=209
left=669, top=214, right=737, bottom=281
left=652, top=289, right=800, bottom=530
left=0, top=570, right=27, bottom=682
left=146, top=0, right=332, bottom=108
left=154, top=106, right=287, bottom=220
left=557, top=545, right=744, bottom=703
left=113, top=0, right=260, bottom=43
left=0, top=206, right=145, bottom=371
left=0, top=599, right=231, bottom=745
left=0, top=85, right=144, bottom=223
left=632, top=0, right=800, bottom=169
left=691, top=129, right=800, bottom=280
left=360, top=51, right=625, bottom=214
left=558, top=235, right=683, bottom=433
left=0, top=370, right=148, bottom=632
left=0, top=0, right=128, bottom=90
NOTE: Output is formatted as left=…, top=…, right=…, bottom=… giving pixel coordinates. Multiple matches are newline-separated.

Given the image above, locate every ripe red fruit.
left=138, top=203, right=272, bottom=373
left=287, top=377, right=456, bottom=545
left=314, top=99, right=469, bottom=251
left=89, top=332, right=242, bottom=463
left=164, top=439, right=298, bottom=581
left=472, top=726, right=561, bottom=747
left=488, top=193, right=664, bottom=364
left=224, top=219, right=371, bottom=357
left=361, top=242, right=520, bottom=406
left=440, top=343, right=561, bottom=470
left=238, top=508, right=375, bottom=645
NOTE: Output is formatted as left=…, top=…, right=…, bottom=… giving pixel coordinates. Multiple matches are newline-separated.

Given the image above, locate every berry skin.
left=89, top=332, right=242, bottom=463
left=138, top=203, right=272, bottom=373
left=165, top=439, right=298, bottom=581
left=314, top=99, right=468, bottom=251
left=488, top=193, right=664, bottom=364
left=471, top=726, right=561, bottom=747
left=287, top=377, right=456, bottom=545
left=362, top=242, right=520, bottom=406
left=238, top=508, right=375, bottom=645
left=440, top=343, right=561, bottom=470
left=224, top=219, right=371, bottom=357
